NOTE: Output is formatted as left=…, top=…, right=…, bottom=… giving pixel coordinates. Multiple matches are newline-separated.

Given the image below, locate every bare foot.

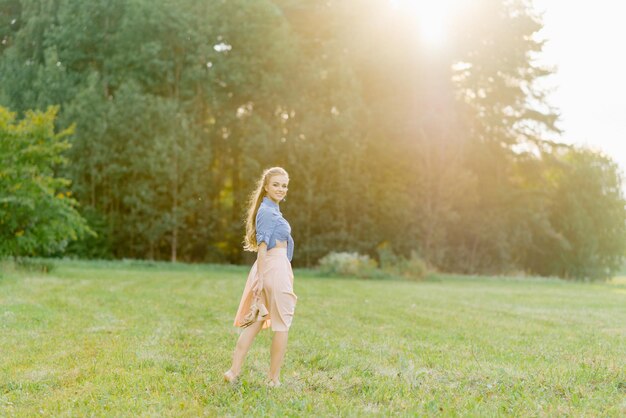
left=267, top=379, right=281, bottom=388
left=223, top=369, right=239, bottom=383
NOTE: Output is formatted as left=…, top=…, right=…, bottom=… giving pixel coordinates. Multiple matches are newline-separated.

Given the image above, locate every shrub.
left=14, top=257, right=56, bottom=273
left=318, top=252, right=379, bottom=278
left=397, top=250, right=428, bottom=281
left=377, top=243, right=428, bottom=281
left=0, top=106, right=93, bottom=257
left=377, top=242, right=401, bottom=270
left=318, top=246, right=430, bottom=281
left=0, top=257, right=55, bottom=275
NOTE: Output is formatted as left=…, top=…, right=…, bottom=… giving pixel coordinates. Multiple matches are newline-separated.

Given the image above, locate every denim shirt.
left=256, top=196, right=294, bottom=261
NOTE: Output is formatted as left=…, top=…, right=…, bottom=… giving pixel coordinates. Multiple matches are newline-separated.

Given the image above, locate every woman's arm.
left=254, top=206, right=277, bottom=296
left=254, top=242, right=268, bottom=296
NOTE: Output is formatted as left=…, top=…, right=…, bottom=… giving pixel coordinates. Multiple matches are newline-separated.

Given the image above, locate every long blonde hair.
left=243, top=166, right=289, bottom=252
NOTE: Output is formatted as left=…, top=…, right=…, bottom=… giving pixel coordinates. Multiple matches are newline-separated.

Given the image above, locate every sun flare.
left=407, top=0, right=468, bottom=47
left=416, top=2, right=447, bottom=46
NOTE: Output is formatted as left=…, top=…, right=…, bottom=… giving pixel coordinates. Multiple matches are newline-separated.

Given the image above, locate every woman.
left=223, top=167, right=297, bottom=387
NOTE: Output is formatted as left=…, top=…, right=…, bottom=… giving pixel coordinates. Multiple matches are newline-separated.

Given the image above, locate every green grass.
left=1, top=259, right=624, bottom=417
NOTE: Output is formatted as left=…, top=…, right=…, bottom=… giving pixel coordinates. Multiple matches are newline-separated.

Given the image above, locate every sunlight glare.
left=416, top=1, right=447, bottom=46
left=409, top=0, right=468, bottom=48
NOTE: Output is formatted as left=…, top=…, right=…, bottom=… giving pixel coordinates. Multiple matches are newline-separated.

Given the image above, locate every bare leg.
left=268, top=331, right=289, bottom=384
left=227, top=320, right=264, bottom=377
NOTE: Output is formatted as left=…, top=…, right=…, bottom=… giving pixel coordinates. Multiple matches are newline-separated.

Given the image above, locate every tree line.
left=1, top=0, right=624, bottom=279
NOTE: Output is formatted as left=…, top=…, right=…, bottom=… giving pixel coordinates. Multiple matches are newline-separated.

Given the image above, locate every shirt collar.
left=262, top=196, right=280, bottom=210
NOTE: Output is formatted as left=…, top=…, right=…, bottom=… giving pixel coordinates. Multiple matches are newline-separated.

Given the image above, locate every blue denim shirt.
left=256, top=196, right=294, bottom=261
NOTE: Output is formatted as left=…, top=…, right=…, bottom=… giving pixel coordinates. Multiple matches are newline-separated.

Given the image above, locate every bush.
left=318, top=246, right=430, bottom=281
left=397, top=250, right=428, bottom=281
left=14, top=257, right=56, bottom=273
left=377, top=242, right=401, bottom=270
left=318, top=252, right=380, bottom=279
left=0, top=257, right=55, bottom=275
left=377, top=243, right=428, bottom=281
left=0, top=106, right=93, bottom=257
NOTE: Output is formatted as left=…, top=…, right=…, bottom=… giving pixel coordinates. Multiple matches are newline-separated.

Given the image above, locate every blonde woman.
left=223, top=167, right=297, bottom=387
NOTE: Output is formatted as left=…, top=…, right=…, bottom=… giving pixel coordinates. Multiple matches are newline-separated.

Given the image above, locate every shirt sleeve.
left=256, top=207, right=276, bottom=246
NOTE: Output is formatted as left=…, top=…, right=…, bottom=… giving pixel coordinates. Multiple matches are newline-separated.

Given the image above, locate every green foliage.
left=63, top=207, right=113, bottom=259
left=377, top=243, right=429, bottom=281
left=0, top=0, right=624, bottom=280
left=317, top=245, right=429, bottom=281
left=12, top=257, right=56, bottom=273
left=0, top=106, right=91, bottom=256
left=526, top=149, right=626, bottom=280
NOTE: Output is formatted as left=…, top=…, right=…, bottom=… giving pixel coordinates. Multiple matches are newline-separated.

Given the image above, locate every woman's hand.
left=253, top=276, right=264, bottom=297
left=254, top=242, right=267, bottom=297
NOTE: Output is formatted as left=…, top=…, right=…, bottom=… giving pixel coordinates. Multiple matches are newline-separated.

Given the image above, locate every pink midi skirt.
left=233, top=247, right=298, bottom=332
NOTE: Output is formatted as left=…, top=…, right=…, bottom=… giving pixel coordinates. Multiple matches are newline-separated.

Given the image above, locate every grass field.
left=1, top=259, right=625, bottom=416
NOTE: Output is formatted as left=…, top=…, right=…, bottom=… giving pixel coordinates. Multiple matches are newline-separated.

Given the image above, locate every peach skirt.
left=233, top=247, right=298, bottom=332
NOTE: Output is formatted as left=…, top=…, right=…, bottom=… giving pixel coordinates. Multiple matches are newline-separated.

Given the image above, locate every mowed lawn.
left=1, top=260, right=624, bottom=417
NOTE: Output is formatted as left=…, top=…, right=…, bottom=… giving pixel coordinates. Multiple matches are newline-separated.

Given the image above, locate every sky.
left=533, top=0, right=626, bottom=181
